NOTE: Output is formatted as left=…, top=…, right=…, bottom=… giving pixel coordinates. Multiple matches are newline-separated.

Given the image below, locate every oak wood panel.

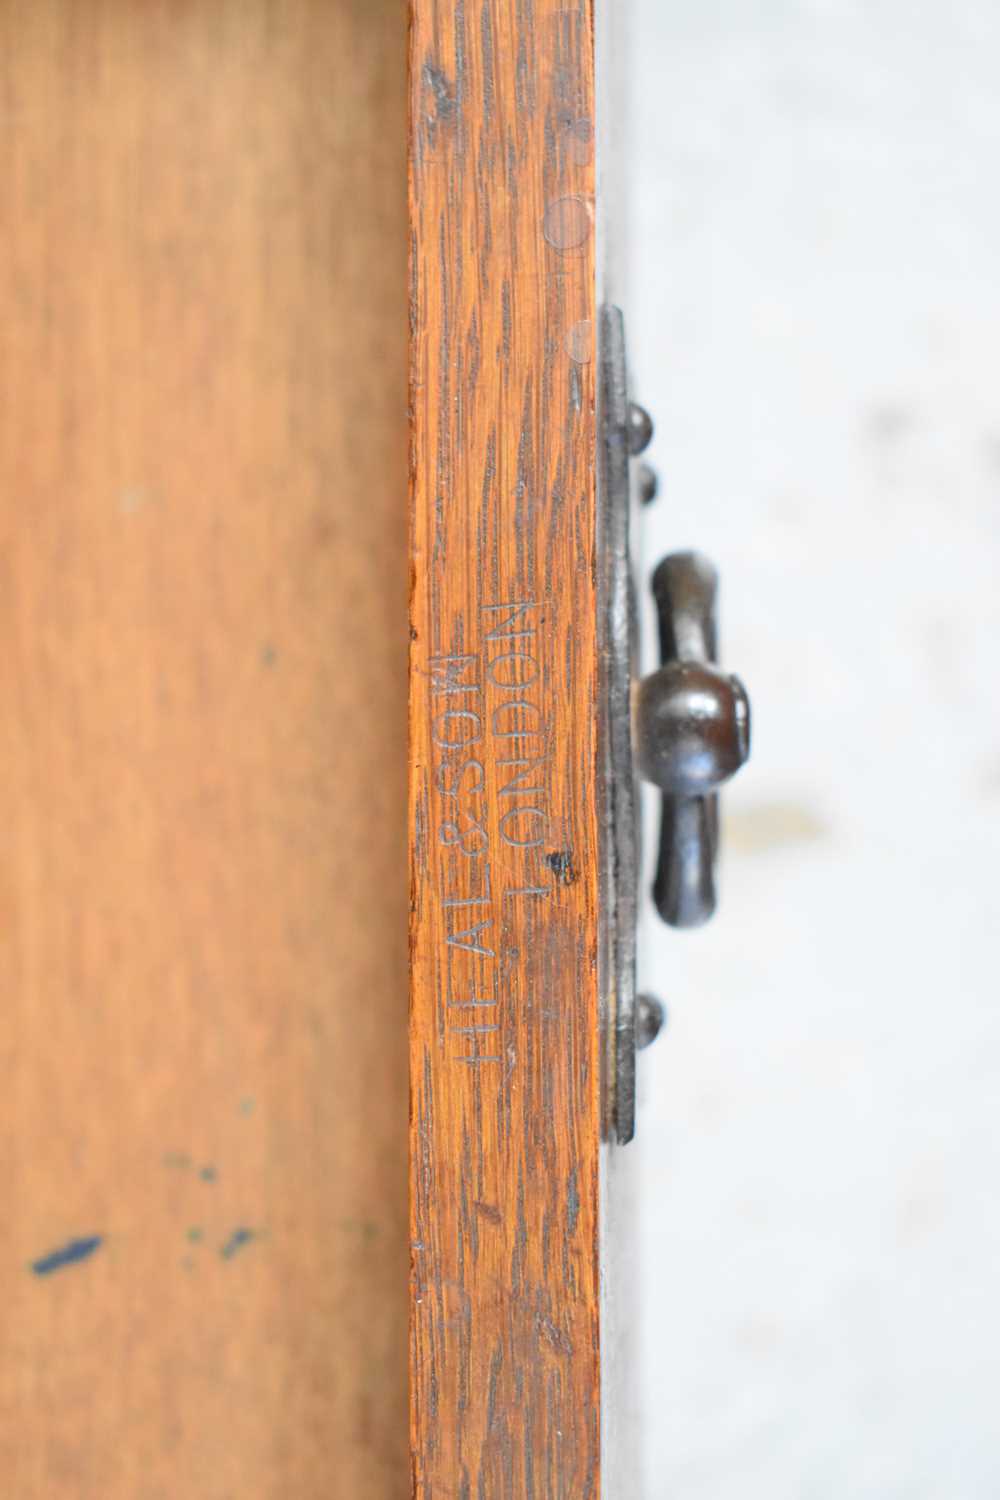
left=0, top=2, right=407, bottom=1495
left=409, top=3, right=602, bottom=1493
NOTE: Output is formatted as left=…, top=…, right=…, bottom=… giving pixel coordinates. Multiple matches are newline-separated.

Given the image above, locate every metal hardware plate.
left=599, top=304, right=641, bottom=1145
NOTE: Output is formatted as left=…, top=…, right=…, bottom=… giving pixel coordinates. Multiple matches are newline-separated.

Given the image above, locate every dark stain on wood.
left=30, top=1236, right=103, bottom=1278
left=545, top=848, right=577, bottom=885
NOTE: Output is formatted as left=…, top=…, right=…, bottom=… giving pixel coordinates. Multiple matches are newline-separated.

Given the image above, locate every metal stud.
left=627, top=401, right=654, bottom=456
left=635, top=993, right=665, bottom=1050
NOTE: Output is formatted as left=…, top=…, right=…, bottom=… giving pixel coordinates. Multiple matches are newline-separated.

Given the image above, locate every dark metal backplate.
left=598, top=305, right=640, bottom=1145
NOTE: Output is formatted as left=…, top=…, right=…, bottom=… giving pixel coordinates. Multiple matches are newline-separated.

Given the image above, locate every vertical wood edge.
left=408, top=0, right=602, bottom=1493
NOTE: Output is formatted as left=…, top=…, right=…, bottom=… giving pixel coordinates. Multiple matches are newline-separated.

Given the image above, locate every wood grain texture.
left=408, top=2, right=602, bottom=1493
left=0, top=2, right=407, bottom=1495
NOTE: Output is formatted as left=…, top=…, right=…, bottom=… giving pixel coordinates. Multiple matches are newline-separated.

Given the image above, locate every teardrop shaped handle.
left=635, top=552, right=750, bottom=928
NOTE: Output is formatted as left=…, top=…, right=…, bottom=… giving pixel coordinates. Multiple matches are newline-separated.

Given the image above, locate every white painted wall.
left=631, top=3, right=1000, bottom=1495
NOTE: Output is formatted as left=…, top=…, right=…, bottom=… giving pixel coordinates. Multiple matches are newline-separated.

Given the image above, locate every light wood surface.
left=408, top=3, right=605, bottom=1492
left=0, top=2, right=407, bottom=1495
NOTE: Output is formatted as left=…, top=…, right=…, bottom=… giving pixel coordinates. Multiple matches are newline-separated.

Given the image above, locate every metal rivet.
left=638, top=462, right=658, bottom=505
left=627, top=402, right=654, bottom=456
left=635, top=993, right=665, bottom=1050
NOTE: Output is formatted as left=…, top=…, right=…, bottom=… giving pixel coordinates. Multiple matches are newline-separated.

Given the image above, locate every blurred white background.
left=631, top=2, right=1000, bottom=1495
